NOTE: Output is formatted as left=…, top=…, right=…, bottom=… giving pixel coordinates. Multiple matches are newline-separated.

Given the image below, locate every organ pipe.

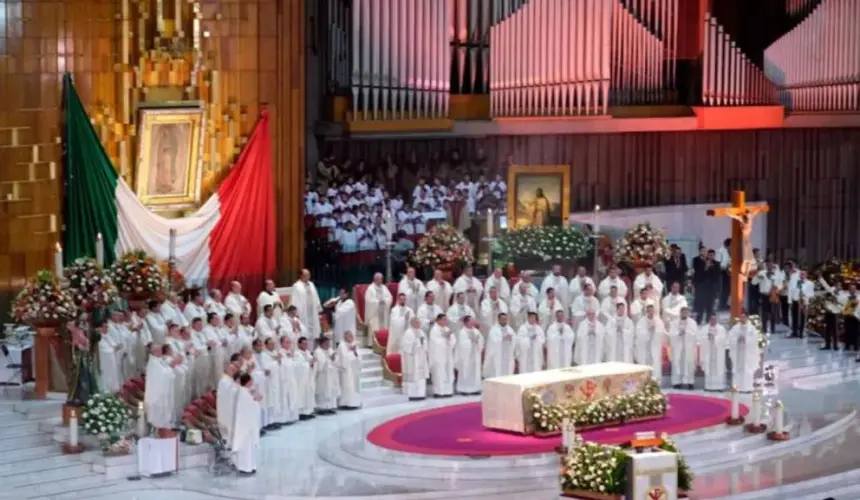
left=611, top=1, right=665, bottom=106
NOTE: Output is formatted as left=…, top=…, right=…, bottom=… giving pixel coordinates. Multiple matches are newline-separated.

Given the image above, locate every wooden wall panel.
left=328, top=128, right=860, bottom=264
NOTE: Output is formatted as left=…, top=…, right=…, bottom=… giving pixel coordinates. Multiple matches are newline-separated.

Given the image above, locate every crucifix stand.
left=706, top=191, right=770, bottom=319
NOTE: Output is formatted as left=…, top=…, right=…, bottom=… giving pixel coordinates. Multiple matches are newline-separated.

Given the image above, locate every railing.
left=703, top=14, right=779, bottom=106
left=611, top=1, right=667, bottom=106
left=765, top=0, right=860, bottom=112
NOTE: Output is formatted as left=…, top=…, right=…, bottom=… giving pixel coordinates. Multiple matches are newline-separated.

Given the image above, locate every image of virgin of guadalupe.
left=65, top=319, right=100, bottom=404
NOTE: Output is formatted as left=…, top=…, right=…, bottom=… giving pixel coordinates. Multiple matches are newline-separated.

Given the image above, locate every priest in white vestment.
left=331, top=288, right=357, bottom=345
left=597, top=267, right=629, bottom=300
left=225, top=281, right=252, bottom=318
left=455, top=317, right=484, bottom=395
left=165, top=325, right=194, bottom=416
left=569, top=267, right=595, bottom=304
left=335, top=331, right=362, bottom=409
left=519, top=272, right=540, bottom=299
left=538, top=288, right=565, bottom=330
left=231, top=374, right=262, bottom=475
left=417, top=291, right=443, bottom=333
left=484, top=268, right=511, bottom=302
left=545, top=309, right=575, bottom=369
left=629, top=287, right=651, bottom=324
left=661, top=282, right=688, bottom=324
left=254, top=304, right=280, bottom=340
left=278, top=336, right=300, bottom=423
left=668, top=306, right=698, bottom=389
left=540, top=265, right=572, bottom=309
left=604, top=302, right=635, bottom=363
left=387, top=294, right=414, bottom=355
left=728, top=312, right=759, bottom=392
left=429, top=314, right=457, bottom=397
left=216, top=362, right=239, bottom=445
left=295, top=337, right=317, bottom=420
left=260, top=337, right=285, bottom=427
left=453, top=266, right=484, bottom=313
left=95, top=319, right=123, bottom=393
left=515, top=312, right=545, bottom=373
left=225, top=314, right=251, bottom=355
left=698, top=315, right=727, bottom=391
left=447, top=292, right=476, bottom=335
left=201, top=313, right=228, bottom=388
left=293, top=270, right=323, bottom=339
left=484, top=313, right=516, bottom=377
left=145, top=345, right=177, bottom=430
left=313, top=336, right=339, bottom=412
left=635, top=304, right=667, bottom=381
left=189, top=318, right=215, bottom=395
left=205, top=289, right=228, bottom=320
left=144, top=300, right=168, bottom=345
left=364, top=273, right=393, bottom=338
left=161, top=293, right=189, bottom=328
left=130, top=309, right=151, bottom=373
left=509, top=282, right=537, bottom=330
left=574, top=310, right=605, bottom=366
left=108, top=310, right=136, bottom=380
left=397, top=267, right=426, bottom=315
left=570, top=285, right=600, bottom=329
left=257, top=279, right=284, bottom=318
left=633, top=266, right=664, bottom=311
left=426, top=270, right=454, bottom=312
left=479, top=286, right=509, bottom=334
left=184, top=291, right=208, bottom=325
left=400, top=317, right=430, bottom=400
left=599, top=286, right=624, bottom=324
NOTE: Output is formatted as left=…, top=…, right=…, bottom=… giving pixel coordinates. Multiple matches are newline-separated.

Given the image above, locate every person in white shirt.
left=225, top=281, right=252, bottom=318
left=819, top=279, right=847, bottom=350
left=599, top=286, right=623, bottom=324
left=397, top=267, right=426, bottom=314
left=540, top=265, right=571, bottom=309
left=597, top=267, right=628, bottom=301
left=545, top=309, right=575, bottom=369
left=789, top=270, right=815, bottom=338
left=604, top=302, right=635, bottom=363
left=669, top=307, right=698, bottom=389
left=570, top=285, right=600, bottom=329
left=698, top=314, right=727, bottom=391
left=447, top=292, right=476, bottom=335
left=635, top=304, right=666, bottom=382
left=716, top=238, right=732, bottom=310
left=338, top=221, right=360, bottom=252
left=426, top=269, right=453, bottom=312
left=574, top=310, right=604, bottom=366
left=455, top=317, right=484, bottom=395
left=538, top=288, right=565, bottom=330
left=633, top=265, right=664, bottom=311
left=515, top=312, right=545, bottom=373
left=568, top=267, right=595, bottom=304
left=509, top=282, right=537, bottom=330
left=484, top=268, right=511, bottom=303
left=661, top=282, right=688, bottom=324
left=727, top=312, right=759, bottom=392
left=429, top=314, right=457, bottom=397
left=453, top=266, right=483, bottom=312
left=752, top=262, right=779, bottom=334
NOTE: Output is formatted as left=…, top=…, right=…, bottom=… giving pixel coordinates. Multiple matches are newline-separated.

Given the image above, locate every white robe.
left=509, top=292, right=537, bottom=330
left=569, top=276, right=595, bottom=302
left=545, top=321, right=575, bottom=369
left=131, top=315, right=152, bottom=374
left=364, top=284, right=393, bottom=335
left=332, top=299, right=357, bottom=345
left=335, top=341, right=362, bottom=408
left=574, top=320, right=605, bottom=366
left=204, top=325, right=227, bottom=387
left=190, top=329, right=213, bottom=395
left=205, top=298, right=228, bottom=320
left=313, top=347, right=339, bottom=410
left=429, top=325, right=457, bottom=396
left=98, top=327, right=123, bottom=393
left=295, top=349, right=316, bottom=416
left=417, top=303, right=443, bottom=332
left=397, top=278, right=426, bottom=315
left=453, top=276, right=484, bottom=313
left=599, top=296, right=624, bottom=324
left=216, top=375, right=237, bottom=444
left=629, top=299, right=648, bottom=324
left=698, top=324, right=728, bottom=391
left=597, top=277, right=628, bottom=300
left=108, top=320, right=136, bottom=380
left=728, top=323, right=759, bottom=392
left=633, top=274, right=664, bottom=310
left=254, top=316, right=278, bottom=341
left=260, top=349, right=284, bottom=424
left=292, top=281, right=323, bottom=339
left=604, top=316, right=635, bottom=363
left=669, top=317, right=698, bottom=386
left=446, top=303, right=476, bottom=334
left=144, top=312, right=168, bottom=345
left=387, top=305, right=414, bottom=354
left=479, top=298, right=508, bottom=334
left=515, top=323, right=545, bottom=373
left=231, top=386, right=261, bottom=473
left=224, top=292, right=252, bottom=318
left=144, top=356, right=175, bottom=429
left=257, top=291, right=284, bottom=318
left=426, top=279, right=454, bottom=311
left=483, top=324, right=516, bottom=377
left=184, top=302, right=207, bottom=324
left=166, top=337, right=192, bottom=413
left=483, top=275, right=511, bottom=302
left=278, top=351, right=300, bottom=423
left=400, top=327, right=430, bottom=398
left=161, top=301, right=188, bottom=328
left=661, top=293, right=688, bottom=324
left=540, top=274, right=572, bottom=310
left=570, top=295, right=600, bottom=328
left=635, top=317, right=667, bottom=381
left=538, top=298, right=564, bottom=330
left=455, top=327, right=484, bottom=394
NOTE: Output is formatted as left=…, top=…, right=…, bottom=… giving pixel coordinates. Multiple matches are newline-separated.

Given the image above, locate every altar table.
left=481, top=362, right=652, bottom=434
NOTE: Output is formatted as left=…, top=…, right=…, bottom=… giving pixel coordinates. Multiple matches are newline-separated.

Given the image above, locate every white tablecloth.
left=137, top=437, right=178, bottom=476
left=481, top=362, right=652, bottom=433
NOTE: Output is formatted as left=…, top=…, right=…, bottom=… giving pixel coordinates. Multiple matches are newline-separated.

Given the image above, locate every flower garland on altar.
left=409, top=223, right=474, bottom=268
left=109, top=250, right=166, bottom=297
left=728, top=314, right=768, bottom=350
left=11, top=270, right=79, bottom=324
left=614, top=222, right=670, bottom=265
left=497, top=225, right=591, bottom=264
left=527, top=378, right=667, bottom=433
left=64, top=257, right=119, bottom=311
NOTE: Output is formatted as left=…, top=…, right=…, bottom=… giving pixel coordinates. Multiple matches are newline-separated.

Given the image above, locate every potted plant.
left=497, top=225, right=592, bottom=270
left=409, top=223, right=474, bottom=280
left=81, top=392, right=132, bottom=454
left=64, top=257, right=119, bottom=312
left=614, top=222, right=670, bottom=273
left=109, top=250, right=166, bottom=307
left=11, top=269, right=79, bottom=327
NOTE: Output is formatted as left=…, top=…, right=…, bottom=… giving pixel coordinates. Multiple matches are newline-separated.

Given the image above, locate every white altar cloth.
left=481, top=362, right=652, bottom=434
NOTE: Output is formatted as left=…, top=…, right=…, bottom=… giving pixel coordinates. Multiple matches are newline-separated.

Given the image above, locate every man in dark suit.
left=663, top=244, right=689, bottom=294
left=693, top=248, right=721, bottom=323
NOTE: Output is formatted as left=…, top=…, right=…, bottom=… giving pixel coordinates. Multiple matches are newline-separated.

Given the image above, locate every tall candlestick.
left=69, top=409, right=79, bottom=447
left=169, top=228, right=177, bottom=260
left=96, top=233, right=105, bottom=266
left=774, top=400, right=784, bottom=433
left=487, top=208, right=494, bottom=237
left=55, top=243, right=64, bottom=278
left=751, top=393, right=761, bottom=425
left=730, top=385, right=740, bottom=419
left=137, top=401, right=147, bottom=437
left=593, top=205, right=601, bottom=234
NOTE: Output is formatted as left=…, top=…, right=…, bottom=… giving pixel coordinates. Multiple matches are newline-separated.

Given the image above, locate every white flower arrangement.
left=81, top=392, right=131, bottom=440
left=64, top=257, right=119, bottom=311
left=498, top=225, right=592, bottom=263
left=11, top=270, right=79, bottom=325
left=614, top=222, right=670, bottom=265
left=560, top=440, right=628, bottom=494
left=109, top=250, right=166, bottom=297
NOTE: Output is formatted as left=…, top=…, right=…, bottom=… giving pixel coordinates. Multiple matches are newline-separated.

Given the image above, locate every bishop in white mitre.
left=447, top=292, right=476, bottom=335
left=698, top=315, right=727, bottom=391
left=278, top=336, right=300, bottom=424
left=635, top=304, right=667, bottom=381
left=569, top=267, right=595, bottom=304
left=628, top=287, right=652, bottom=324
left=313, top=336, right=340, bottom=412
left=570, top=285, right=600, bottom=329
left=257, top=279, right=284, bottom=317
left=453, top=266, right=484, bottom=313
left=633, top=265, right=664, bottom=312
left=605, top=302, right=635, bottom=363
left=417, top=291, right=443, bottom=333
left=484, top=268, right=511, bottom=302
left=484, top=313, right=516, bottom=377
left=509, top=282, right=537, bottom=330
left=216, top=361, right=239, bottom=445
left=331, top=288, right=357, bottom=345
left=205, top=289, right=228, bottom=320
left=479, top=286, right=509, bottom=334
left=364, top=273, right=393, bottom=337
left=144, top=302, right=168, bottom=346
left=661, top=282, right=688, bottom=324
left=515, top=312, right=545, bottom=373
left=295, top=338, right=317, bottom=420
left=292, top=270, right=323, bottom=340
left=225, top=281, right=252, bottom=318
left=540, top=265, right=572, bottom=309
left=545, top=309, right=575, bottom=369
left=145, top=344, right=177, bottom=430
left=400, top=317, right=430, bottom=400
left=669, top=306, right=698, bottom=389
left=597, top=267, right=629, bottom=300
left=429, top=314, right=457, bottom=397
left=599, top=286, right=624, bottom=324
left=335, top=331, right=362, bottom=409
left=574, top=310, right=605, bottom=366
left=388, top=294, right=414, bottom=355
left=255, top=304, right=280, bottom=341
left=538, top=288, right=565, bottom=330
left=728, top=312, right=759, bottom=392
left=260, top=337, right=285, bottom=427
left=426, top=269, right=454, bottom=312
left=397, top=267, right=426, bottom=315
left=231, top=373, right=262, bottom=475
left=455, top=317, right=484, bottom=395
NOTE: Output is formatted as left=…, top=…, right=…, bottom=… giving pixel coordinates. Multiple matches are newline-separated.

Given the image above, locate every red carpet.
left=368, top=393, right=748, bottom=456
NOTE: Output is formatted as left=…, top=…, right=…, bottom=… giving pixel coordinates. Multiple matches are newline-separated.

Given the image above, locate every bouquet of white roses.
left=614, top=222, right=670, bottom=265
left=560, top=441, right=628, bottom=494
left=11, top=270, right=79, bottom=325
left=64, top=257, right=119, bottom=311
left=498, top=225, right=591, bottom=263
left=81, top=392, right=131, bottom=439
left=410, top=223, right=474, bottom=268
left=109, top=250, right=166, bottom=298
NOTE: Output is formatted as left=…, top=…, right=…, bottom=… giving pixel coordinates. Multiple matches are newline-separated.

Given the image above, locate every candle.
left=730, top=385, right=739, bottom=419
left=751, top=392, right=761, bottom=426
left=32, top=145, right=39, bottom=162
left=137, top=401, right=147, bottom=437
left=175, top=0, right=182, bottom=34
left=561, top=418, right=570, bottom=449
left=593, top=204, right=601, bottom=234
left=774, top=400, right=784, bottom=433
left=169, top=228, right=177, bottom=260
left=54, top=243, right=63, bottom=277
left=69, top=409, right=79, bottom=447
left=487, top=208, right=494, bottom=237
left=96, top=233, right=105, bottom=266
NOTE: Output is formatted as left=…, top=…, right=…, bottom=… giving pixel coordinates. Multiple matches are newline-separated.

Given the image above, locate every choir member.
left=546, top=309, right=575, bottom=369
left=728, top=312, right=759, bottom=393
left=364, top=273, right=393, bottom=337
left=335, top=331, right=362, bottom=409
left=605, top=302, right=635, bottom=363
left=515, top=312, right=545, bottom=373
left=455, top=317, right=484, bottom=395
left=293, top=270, right=323, bottom=340
left=669, top=307, right=698, bottom=389
left=484, top=313, right=517, bottom=377
left=429, top=314, right=457, bottom=397
left=540, top=265, right=571, bottom=310
left=635, top=304, right=666, bottom=382
left=400, top=317, right=430, bottom=400
left=574, top=310, right=605, bottom=366
left=698, top=315, right=727, bottom=391
left=231, top=373, right=262, bottom=475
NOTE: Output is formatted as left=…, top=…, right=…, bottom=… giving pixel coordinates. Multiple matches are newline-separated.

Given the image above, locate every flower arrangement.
left=63, top=257, right=119, bottom=311
left=497, top=225, right=592, bottom=264
left=81, top=392, right=131, bottom=448
left=158, top=260, right=186, bottom=292
left=10, top=270, right=79, bottom=325
left=109, top=250, right=166, bottom=298
left=410, top=223, right=474, bottom=268
left=729, top=314, right=768, bottom=350
left=528, top=378, right=667, bottom=434
left=658, top=436, right=695, bottom=492
left=614, top=222, right=670, bottom=266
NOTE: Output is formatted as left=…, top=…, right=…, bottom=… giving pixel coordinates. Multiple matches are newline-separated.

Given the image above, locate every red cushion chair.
left=352, top=283, right=370, bottom=322
left=384, top=353, right=402, bottom=387
left=385, top=282, right=398, bottom=298
left=373, top=328, right=389, bottom=355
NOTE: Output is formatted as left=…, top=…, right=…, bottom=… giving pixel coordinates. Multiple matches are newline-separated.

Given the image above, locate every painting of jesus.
left=507, top=165, right=571, bottom=229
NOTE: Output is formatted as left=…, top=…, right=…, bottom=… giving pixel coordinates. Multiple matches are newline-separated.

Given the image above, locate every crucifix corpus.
left=706, top=191, right=770, bottom=319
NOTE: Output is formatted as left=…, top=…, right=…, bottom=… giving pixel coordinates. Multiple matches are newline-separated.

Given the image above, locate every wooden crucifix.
left=706, top=191, right=770, bottom=319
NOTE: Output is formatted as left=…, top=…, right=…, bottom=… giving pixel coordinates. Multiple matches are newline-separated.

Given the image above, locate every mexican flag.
left=62, top=73, right=276, bottom=288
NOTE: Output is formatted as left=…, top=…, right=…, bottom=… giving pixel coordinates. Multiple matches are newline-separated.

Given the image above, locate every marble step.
left=0, top=417, right=41, bottom=436
left=0, top=443, right=59, bottom=466
left=0, top=453, right=86, bottom=478
left=3, top=460, right=93, bottom=488
left=0, top=430, right=54, bottom=450
left=362, top=385, right=408, bottom=408
left=360, top=377, right=387, bottom=389
left=6, top=472, right=110, bottom=499
left=361, top=356, right=381, bottom=369
left=361, top=365, right=383, bottom=378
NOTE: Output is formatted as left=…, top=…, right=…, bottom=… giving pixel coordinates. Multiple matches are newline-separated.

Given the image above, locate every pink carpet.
left=367, top=393, right=748, bottom=456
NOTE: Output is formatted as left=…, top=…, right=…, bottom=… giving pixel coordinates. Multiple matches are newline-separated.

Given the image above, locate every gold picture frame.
left=135, top=107, right=205, bottom=211
left=507, top=165, right=571, bottom=230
